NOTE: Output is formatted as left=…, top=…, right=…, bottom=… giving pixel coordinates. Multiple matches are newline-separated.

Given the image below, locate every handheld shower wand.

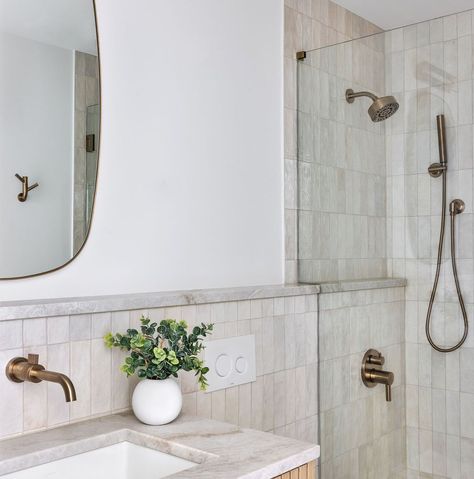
left=425, top=114, right=468, bottom=353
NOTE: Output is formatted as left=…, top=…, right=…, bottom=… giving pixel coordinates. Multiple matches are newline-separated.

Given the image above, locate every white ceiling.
left=333, top=0, right=474, bottom=30
left=0, top=0, right=97, bottom=55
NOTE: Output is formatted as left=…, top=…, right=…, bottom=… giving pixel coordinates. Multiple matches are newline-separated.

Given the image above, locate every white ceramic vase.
left=132, top=378, right=182, bottom=426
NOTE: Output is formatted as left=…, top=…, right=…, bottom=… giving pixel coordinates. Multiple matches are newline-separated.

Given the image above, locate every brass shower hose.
left=425, top=115, right=469, bottom=353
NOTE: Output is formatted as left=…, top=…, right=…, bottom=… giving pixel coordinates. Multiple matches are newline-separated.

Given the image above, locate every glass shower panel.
left=297, top=10, right=474, bottom=478
left=297, top=32, right=387, bottom=285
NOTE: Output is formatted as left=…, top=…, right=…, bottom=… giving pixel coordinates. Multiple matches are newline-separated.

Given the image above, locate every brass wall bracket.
left=15, top=174, right=39, bottom=202
left=361, top=349, right=394, bottom=402
left=450, top=199, right=465, bottom=216
left=428, top=162, right=446, bottom=178
left=296, top=50, right=307, bottom=61
left=86, top=134, right=96, bottom=153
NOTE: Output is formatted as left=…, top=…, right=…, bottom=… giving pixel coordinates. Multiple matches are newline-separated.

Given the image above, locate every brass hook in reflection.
left=15, top=174, right=39, bottom=202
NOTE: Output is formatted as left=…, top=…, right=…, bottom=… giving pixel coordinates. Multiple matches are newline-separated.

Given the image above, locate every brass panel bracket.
left=86, top=134, right=96, bottom=153
left=296, top=51, right=307, bottom=61
left=361, top=349, right=394, bottom=402
left=15, top=174, right=39, bottom=202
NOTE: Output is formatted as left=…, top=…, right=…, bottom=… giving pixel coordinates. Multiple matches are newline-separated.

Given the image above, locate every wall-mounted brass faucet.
left=6, top=354, right=76, bottom=402
left=15, top=173, right=39, bottom=202
left=361, top=349, right=394, bottom=402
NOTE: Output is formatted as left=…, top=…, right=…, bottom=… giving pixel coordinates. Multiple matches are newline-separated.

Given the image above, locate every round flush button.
left=235, top=356, right=248, bottom=374
left=215, top=354, right=231, bottom=377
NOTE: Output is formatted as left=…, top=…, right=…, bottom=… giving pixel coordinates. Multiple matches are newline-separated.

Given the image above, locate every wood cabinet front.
left=273, top=460, right=317, bottom=479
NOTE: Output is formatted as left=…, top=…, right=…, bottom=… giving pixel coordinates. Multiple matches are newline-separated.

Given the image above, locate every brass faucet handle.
left=385, top=384, right=392, bottom=402
left=368, top=353, right=384, bottom=366
left=28, top=354, right=39, bottom=364
left=361, top=349, right=394, bottom=403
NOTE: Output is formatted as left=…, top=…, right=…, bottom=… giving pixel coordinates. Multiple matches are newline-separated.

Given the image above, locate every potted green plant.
left=105, top=316, right=213, bottom=425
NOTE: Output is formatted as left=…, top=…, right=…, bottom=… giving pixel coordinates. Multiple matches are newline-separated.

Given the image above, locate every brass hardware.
left=345, top=89, right=399, bottom=122
left=86, top=134, right=96, bottom=153
left=426, top=114, right=469, bottom=353
left=361, top=349, right=394, bottom=402
left=296, top=51, right=307, bottom=61
left=428, top=163, right=446, bottom=178
left=428, top=115, right=448, bottom=177
left=437, top=114, right=447, bottom=166
left=346, top=88, right=377, bottom=104
left=15, top=174, right=39, bottom=202
left=450, top=199, right=465, bottom=216
left=6, top=353, right=77, bottom=402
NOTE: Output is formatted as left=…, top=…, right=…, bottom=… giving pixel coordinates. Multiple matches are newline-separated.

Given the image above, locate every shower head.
left=346, top=89, right=399, bottom=122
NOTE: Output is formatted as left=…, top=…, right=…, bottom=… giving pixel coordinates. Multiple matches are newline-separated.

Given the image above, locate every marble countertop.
left=0, top=413, right=320, bottom=478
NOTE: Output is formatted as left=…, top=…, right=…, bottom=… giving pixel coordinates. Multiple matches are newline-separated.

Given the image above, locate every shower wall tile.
left=284, top=0, right=382, bottom=282
left=297, top=31, right=388, bottom=283
left=385, top=9, right=474, bottom=478
left=318, top=287, right=406, bottom=478
left=0, top=292, right=319, bottom=445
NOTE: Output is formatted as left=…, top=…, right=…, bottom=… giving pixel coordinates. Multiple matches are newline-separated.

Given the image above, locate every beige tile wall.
left=0, top=294, right=319, bottom=443
left=297, top=33, right=387, bottom=283
left=284, top=0, right=383, bottom=283
left=318, top=287, right=406, bottom=478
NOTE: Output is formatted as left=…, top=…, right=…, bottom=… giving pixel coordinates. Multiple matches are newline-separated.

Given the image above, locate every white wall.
left=0, top=0, right=284, bottom=300
left=0, top=32, right=73, bottom=278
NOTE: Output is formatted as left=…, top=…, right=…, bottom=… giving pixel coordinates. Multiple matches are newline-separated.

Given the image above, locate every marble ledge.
left=0, top=413, right=320, bottom=479
left=0, top=284, right=321, bottom=321
left=317, top=277, right=407, bottom=294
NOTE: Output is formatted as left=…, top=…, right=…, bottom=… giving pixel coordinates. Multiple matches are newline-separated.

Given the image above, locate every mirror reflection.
left=0, top=0, right=100, bottom=278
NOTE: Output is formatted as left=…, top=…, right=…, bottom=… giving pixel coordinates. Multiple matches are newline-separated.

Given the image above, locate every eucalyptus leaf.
left=104, top=315, right=213, bottom=390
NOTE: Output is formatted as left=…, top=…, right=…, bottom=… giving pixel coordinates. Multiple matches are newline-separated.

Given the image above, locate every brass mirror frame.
left=1, top=0, right=102, bottom=281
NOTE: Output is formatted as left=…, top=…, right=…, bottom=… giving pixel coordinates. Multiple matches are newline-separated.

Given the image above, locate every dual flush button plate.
left=204, top=335, right=256, bottom=392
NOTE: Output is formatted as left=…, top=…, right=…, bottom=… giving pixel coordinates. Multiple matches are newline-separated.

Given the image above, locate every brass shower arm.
left=345, top=89, right=378, bottom=103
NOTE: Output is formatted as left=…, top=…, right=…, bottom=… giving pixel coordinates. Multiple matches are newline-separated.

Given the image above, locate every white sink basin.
left=2, top=441, right=197, bottom=479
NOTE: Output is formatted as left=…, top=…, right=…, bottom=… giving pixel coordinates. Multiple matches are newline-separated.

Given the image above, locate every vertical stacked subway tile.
left=284, top=0, right=383, bottom=283
left=318, top=287, right=406, bottom=478
left=297, top=32, right=387, bottom=283
left=0, top=294, right=319, bottom=445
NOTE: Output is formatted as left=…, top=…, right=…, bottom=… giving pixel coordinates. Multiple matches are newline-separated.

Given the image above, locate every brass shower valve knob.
left=361, top=349, right=394, bottom=402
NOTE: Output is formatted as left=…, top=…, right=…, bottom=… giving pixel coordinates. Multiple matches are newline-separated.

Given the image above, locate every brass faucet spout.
left=5, top=354, right=77, bottom=402
left=31, top=369, right=77, bottom=402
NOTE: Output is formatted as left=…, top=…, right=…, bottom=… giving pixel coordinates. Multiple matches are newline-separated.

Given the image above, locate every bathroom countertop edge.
left=0, top=413, right=320, bottom=479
